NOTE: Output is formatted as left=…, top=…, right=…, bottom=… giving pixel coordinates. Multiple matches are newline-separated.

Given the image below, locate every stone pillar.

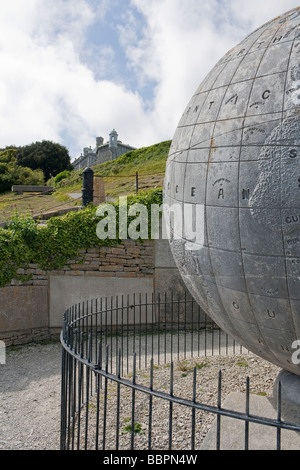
left=82, top=167, right=94, bottom=206
left=93, top=176, right=105, bottom=205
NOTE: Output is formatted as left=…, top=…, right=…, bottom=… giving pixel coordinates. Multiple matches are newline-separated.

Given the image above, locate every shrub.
left=54, top=170, right=71, bottom=186
left=0, top=149, right=44, bottom=193
left=0, top=189, right=163, bottom=287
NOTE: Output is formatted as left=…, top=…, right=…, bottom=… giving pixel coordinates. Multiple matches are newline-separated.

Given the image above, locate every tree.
left=0, top=149, right=44, bottom=193
left=15, top=140, right=73, bottom=180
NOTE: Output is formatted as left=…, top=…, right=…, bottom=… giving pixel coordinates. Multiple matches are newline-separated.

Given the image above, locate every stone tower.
left=109, top=129, right=118, bottom=149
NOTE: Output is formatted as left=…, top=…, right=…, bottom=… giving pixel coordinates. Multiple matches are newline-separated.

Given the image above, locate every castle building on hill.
left=72, top=129, right=136, bottom=171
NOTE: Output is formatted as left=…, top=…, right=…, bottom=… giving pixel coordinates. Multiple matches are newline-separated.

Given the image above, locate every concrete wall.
left=0, top=238, right=187, bottom=346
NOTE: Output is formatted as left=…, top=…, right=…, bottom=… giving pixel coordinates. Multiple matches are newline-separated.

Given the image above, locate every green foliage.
left=7, top=213, right=38, bottom=244
left=0, top=188, right=163, bottom=287
left=195, top=361, right=210, bottom=369
left=0, top=149, right=44, bottom=193
left=236, top=359, right=248, bottom=367
left=0, top=225, right=33, bottom=287
left=93, top=140, right=171, bottom=177
left=15, top=140, right=72, bottom=180
left=54, top=170, right=71, bottom=186
left=55, top=140, right=170, bottom=191
left=121, top=422, right=144, bottom=435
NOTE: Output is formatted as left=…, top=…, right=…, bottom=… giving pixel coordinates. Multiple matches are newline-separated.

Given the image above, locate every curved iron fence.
left=60, top=292, right=300, bottom=451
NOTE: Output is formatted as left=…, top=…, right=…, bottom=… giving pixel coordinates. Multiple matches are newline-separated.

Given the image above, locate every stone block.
left=49, top=275, right=154, bottom=327
left=0, top=286, right=48, bottom=333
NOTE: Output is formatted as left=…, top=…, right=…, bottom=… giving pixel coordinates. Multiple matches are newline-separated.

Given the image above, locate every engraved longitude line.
left=235, top=20, right=288, bottom=363
left=167, top=61, right=228, bottom=167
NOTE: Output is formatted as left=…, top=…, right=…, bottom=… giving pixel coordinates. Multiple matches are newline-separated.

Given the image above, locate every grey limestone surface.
left=164, top=8, right=300, bottom=375
left=200, top=392, right=300, bottom=450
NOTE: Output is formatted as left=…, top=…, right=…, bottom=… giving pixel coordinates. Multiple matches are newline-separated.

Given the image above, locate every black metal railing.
left=60, top=292, right=300, bottom=451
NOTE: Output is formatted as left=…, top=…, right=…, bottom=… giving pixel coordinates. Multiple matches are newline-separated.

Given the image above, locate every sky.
left=0, top=0, right=299, bottom=162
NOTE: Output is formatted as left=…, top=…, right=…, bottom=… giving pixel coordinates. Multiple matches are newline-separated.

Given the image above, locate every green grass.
left=0, top=140, right=171, bottom=220
left=121, top=421, right=144, bottom=435
left=236, top=359, right=248, bottom=367
left=56, top=140, right=170, bottom=198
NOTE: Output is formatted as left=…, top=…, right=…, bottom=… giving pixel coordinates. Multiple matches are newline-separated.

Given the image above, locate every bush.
left=0, top=149, right=44, bottom=193
left=0, top=189, right=164, bottom=286
left=54, top=170, right=71, bottom=186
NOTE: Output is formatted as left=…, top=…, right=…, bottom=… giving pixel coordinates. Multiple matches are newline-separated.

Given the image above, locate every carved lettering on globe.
left=164, top=8, right=300, bottom=375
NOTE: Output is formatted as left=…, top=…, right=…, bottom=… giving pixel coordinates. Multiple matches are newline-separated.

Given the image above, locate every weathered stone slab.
left=49, top=275, right=154, bottom=327
left=0, top=286, right=48, bottom=332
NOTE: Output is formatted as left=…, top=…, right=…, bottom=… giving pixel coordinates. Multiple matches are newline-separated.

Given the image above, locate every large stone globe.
left=164, top=8, right=300, bottom=375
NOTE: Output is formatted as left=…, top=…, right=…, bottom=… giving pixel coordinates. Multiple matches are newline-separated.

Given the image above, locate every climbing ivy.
left=0, top=188, right=163, bottom=287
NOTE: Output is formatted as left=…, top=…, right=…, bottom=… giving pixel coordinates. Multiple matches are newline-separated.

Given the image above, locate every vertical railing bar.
left=60, top=345, right=67, bottom=450
left=190, top=295, right=193, bottom=359
left=90, top=299, right=93, bottom=366
left=77, top=303, right=81, bottom=357
left=102, top=345, right=109, bottom=450
left=116, top=349, right=121, bottom=450
left=197, top=303, right=200, bottom=357
left=105, top=297, right=108, bottom=369
left=95, top=298, right=98, bottom=364
left=84, top=335, right=92, bottom=450
left=226, top=330, right=228, bottom=355
left=171, top=291, right=174, bottom=363
left=99, top=297, right=103, bottom=391
left=216, top=370, right=222, bottom=450
left=212, top=320, right=215, bottom=356
left=110, top=296, right=113, bottom=373
left=131, top=353, right=137, bottom=451
left=139, top=292, right=142, bottom=370
left=157, top=292, right=160, bottom=366
left=116, top=295, right=119, bottom=374
left=204, top=307, right=207, bottom=357
left=277, top=381, right=282, bottom=450
left=177, top=293, right=180, bottom=361
left=95, top=340, right=102, bottom=451
left=184, top=291, right=187, bottom=360
left=85, top=301, right=88, bottom=359
left=245, top=376, right=250, bottom=450
left=133, top=293, right=136, bottom=359
left=76, top=332, right=84, bottom=449
left=121, top=294, right=124, bottom=377
left=145, top=292, right=148, bottom=370
left=67, top=344, right=74, bottom=450
left=71, top=331, right=78, bottom=450
left=127, top=294, right=130, bottom=376
left=148, top=359, right=153, bottom=450
left=164, top=292, right=167, bottom=365
left=191, top=367, right=196, bottom=450
left=169, top=361, right=174, bottom=450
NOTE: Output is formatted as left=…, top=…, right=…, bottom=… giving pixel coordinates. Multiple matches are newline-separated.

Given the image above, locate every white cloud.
left=121, top=0, right=300, bottom=142
left=0, top=0, right=299, bottom=161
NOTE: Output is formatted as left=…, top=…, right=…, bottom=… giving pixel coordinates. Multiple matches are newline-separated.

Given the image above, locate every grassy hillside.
left=55, top=140, right=171, bottom=198
left=0, top=140, right=171, bottom=222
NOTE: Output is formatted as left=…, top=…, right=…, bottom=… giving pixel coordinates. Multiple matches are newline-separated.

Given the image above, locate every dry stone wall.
left=0, top=239, right=187, bottom=346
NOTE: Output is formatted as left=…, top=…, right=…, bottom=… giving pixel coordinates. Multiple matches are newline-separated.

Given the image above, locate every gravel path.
left=0, top=342, right=62, bottom=450
left=0, top=339, right=281, bottom=451
left=80, top=353, right=280, bottom=450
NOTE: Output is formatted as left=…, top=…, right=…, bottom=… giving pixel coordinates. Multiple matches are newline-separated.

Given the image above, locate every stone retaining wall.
left=12, top=239, right=154, bottom=286
left=0, top=238, right=188, bottom=347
